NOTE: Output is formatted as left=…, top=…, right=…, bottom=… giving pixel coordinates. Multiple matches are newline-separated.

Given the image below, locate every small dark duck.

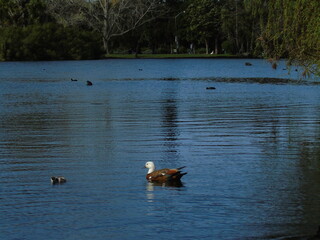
left=86, top=81, right=93, bottom=86
left=206, top=87, right=216, bottom=90
left=51, top=176, right=67, bottom=184
left=145, top=161, right=187, bottom=183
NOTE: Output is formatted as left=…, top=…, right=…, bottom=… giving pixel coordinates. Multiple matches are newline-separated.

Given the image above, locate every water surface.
left=1, top=59, right=320, bottom=240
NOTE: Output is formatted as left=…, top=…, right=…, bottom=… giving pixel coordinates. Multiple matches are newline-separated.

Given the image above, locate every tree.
left=0, top=0, right=49, bottom=26
left=47, top=0, right=167, bottom=55
left=243, top=0, right=268, bottom=56
left=221, top=0, right=252, bottom=54
left=1, top=23, right=102, bottom=61
left=185, top=0, right=221, bottom=54
left=254, top=0, right=320, bottom=75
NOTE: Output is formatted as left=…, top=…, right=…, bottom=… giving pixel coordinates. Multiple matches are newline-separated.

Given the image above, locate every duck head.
left=51, top=176, right=58, bottom=184
left=145, top=161, right=155, bottom=174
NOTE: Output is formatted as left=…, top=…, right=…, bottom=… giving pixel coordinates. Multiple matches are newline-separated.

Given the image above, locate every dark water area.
left=1, top=59, right=320, bottom=239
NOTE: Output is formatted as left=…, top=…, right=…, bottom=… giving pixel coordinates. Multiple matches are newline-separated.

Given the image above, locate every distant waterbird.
left=51, top=176, right=67, bottom=184
left=86, top=81, right=93, bottom=86
left=206, top=87, right=216, bottom=90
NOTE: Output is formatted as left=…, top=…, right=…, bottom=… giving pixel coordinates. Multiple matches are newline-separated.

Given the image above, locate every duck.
left=86, top=80, right=93, bottom=86
left=51, top=176, right=67, bottom=184
left=206, top=87, right=216, bottom=90
left=145, top=161, right=187, bottom=183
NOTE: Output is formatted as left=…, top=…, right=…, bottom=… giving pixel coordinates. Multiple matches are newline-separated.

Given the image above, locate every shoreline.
left=104, top=53, right=249, bottom=59
left=0, top=54, right=256, bottom=62
left=0, top=54, right=259, bottom=62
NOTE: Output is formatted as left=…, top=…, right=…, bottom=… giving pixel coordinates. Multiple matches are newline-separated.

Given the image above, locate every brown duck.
left=145, top=161, right=187, bottom=183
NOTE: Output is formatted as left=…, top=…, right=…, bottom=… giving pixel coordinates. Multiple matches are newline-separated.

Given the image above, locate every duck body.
left=51, top=176, right=67, bottom=184
left=206, top=87, right=216, bottom=90
left=145, top=161, right=187, bottom=183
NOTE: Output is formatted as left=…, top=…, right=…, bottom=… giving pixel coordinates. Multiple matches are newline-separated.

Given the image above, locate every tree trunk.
left=205, top=39, right=209, bottom=54
left=235, top=0, right=239, bottom=52
left=215, top=37, right=218, bottom=54
left=135, top=41, right=140, bottom=58
left=102, top=0, right=109, bottom=55
left=102, top=37, right=109, bottom=55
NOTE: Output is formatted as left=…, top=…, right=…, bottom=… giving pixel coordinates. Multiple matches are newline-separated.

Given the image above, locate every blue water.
left=0, top=58, right=307, bottom=81
left=1, top=59, right=320, bottom=240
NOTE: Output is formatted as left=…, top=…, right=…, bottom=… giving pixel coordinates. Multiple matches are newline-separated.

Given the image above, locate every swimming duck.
left=51, top=176, right=67, bottom=184
left=145, top=161, right=187, bottom=183
left=206, top=87, right=216, bottom=90
left=86, top=80, right=93, bottom=86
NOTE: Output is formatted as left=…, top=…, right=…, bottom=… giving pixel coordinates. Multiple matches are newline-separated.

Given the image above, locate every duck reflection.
left=146, top=180, right=184, bottom=191
left=146, top=181, right=184, bottom=202
left=146, top=182, right=155, bottom=202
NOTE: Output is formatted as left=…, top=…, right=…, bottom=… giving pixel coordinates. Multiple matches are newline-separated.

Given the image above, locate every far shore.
left=0, top=53, right=257, bottom=62
left=0, top=54, right=302, bottom=73
left=104, top=53, right=249, bottom=59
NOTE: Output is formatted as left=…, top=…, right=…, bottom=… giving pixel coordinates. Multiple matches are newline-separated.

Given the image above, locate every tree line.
left=0, top=0, right=319, bottom=74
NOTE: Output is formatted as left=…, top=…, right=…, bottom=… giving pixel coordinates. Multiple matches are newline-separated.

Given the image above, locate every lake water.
left=1, top=59, right=320, bottom=240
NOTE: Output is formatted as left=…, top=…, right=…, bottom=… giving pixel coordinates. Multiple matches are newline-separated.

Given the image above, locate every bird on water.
left=144, top=161, right=187, bottom=183
left=86, top=80, right=93, bottom=86
left=51, top=176, right=67, bottom=184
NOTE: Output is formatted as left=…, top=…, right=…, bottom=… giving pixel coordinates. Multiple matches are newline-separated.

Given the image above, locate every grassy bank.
left=105, top=53, right=240, bottom=59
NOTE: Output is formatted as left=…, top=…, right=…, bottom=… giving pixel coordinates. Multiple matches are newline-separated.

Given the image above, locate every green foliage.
left=0, top=0, right=50, bottom=26
left=221, top=40, right=234, bottom=54
left=0, top=23, right=103, bottom=61
left=258, top=0, right=320, bottom=75
left=221, top=0, right=256, bottom=55
left=184, top=0, right=221, bottom=52
left=0, top=0, right=103, bottom=61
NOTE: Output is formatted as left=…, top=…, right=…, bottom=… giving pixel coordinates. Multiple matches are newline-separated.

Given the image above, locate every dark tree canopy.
left=0, top=0, right=319, bottom=76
